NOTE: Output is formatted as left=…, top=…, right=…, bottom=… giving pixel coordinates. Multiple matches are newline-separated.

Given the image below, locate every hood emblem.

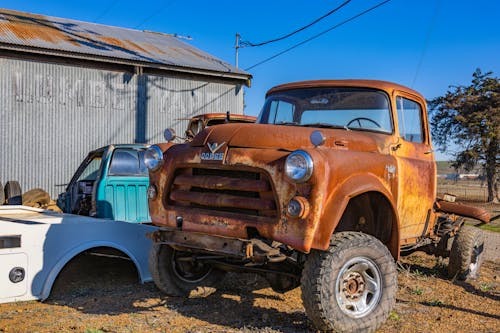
left=207, top=142, right=225, bottom=154
left=201, top=142, right=226, bottom=161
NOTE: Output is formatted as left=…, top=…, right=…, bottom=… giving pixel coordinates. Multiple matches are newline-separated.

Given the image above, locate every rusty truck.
left=143, top=80, right=491, bottom=332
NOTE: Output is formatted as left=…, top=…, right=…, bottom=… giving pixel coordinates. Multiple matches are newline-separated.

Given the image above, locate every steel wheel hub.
left=335, top=257, right=382, bottom=318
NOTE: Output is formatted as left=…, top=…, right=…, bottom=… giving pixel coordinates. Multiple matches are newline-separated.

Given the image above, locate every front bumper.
left=148, top=228, right=285, bottom=262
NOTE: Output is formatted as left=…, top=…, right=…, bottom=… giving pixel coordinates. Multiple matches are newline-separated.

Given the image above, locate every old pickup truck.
left=144, top=80, right=490, bottom=332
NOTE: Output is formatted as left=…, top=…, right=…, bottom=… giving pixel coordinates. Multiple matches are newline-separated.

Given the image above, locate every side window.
left=396, top=96, right=424, bottom=143
left=77, top=156, right=102, bottom=181
left=109, top=149, right=148, bottom=176
left=268, top=100, right=294, bottom=124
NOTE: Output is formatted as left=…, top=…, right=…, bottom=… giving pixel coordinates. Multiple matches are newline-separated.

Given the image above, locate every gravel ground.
left=484, top=230, right=500, bottom=262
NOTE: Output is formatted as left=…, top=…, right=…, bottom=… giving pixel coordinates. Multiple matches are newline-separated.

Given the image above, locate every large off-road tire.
left=0, top=181, right=5, bottom=204
left=5, top=181, right=22, bottom=205
left=448, top=225, right=485, bottom=280
left=301, top=232, right=397, bottom=333
left=149, top=243, right=225, bottom=297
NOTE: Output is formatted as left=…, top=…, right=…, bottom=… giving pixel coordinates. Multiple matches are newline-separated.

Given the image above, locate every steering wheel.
left=346, top=117, right=381, bottom=129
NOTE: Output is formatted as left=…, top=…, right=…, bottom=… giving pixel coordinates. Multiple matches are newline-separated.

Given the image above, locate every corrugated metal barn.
left=0, top=9, right=251, bottom=197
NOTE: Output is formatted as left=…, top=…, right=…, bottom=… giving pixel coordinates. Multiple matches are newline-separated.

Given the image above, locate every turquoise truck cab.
left=57, top=144, right=150, bottom=223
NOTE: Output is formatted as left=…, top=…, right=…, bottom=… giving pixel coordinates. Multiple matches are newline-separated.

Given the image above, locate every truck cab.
left=57, top=144, right=150, bottom=223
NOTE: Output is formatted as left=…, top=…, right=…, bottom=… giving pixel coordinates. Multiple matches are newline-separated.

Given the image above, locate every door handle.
left=391, top=143, right=401, bottom=151
left=424, top=149, right=434, bottom=154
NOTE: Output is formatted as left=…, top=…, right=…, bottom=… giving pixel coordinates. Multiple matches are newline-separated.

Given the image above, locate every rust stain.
left=125, top=40, right=152, bottom=54
left=99, top=36, right=127, bottom=49
left=143, top=43, right=166, bottom=55
left=0, top=9, right=80, bottom=46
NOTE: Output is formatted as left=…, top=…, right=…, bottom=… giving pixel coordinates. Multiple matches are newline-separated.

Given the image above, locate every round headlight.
left=285, top=150, right=313, bottom=183
left=144, top=145, right=164, bottom=171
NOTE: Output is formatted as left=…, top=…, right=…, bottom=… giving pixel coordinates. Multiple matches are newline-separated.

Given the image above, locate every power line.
left=411, top=0, right=440, bottom=87
left=134, top=0, right=177, bottom=29
left=244, top=0, right=393, bottom=71
left=240, top=0, right=352, bottom=48
left=93, top=0, right=119, bottom=23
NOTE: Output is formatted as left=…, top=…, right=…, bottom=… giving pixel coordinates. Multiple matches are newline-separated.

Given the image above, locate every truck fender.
left=312, top=173, right=401, bottom=259
left=39, top=241, right=147, bottom=301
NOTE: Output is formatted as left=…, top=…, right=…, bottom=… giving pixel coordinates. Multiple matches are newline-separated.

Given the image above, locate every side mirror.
left=163, top=128, right=176, bottom=142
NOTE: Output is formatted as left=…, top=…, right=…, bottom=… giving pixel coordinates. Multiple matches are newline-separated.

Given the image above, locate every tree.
left=429, top=69, right=499, bottom=203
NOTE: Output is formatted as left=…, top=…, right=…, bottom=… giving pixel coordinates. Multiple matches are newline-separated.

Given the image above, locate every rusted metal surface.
left=436, top=200, right=491, bottom=223
left=149, top=229, right=286, bottom=262
left=173, top=174, right=270, bottom=192
left=0, top=9, right=249, bottom=78
left=267, top=79, right=425, bottom=101
left=185, top=113, right=256, bottom=140
left=149, top=80, right=442, bottom=259
left=150, top=229, right=252, bottom=258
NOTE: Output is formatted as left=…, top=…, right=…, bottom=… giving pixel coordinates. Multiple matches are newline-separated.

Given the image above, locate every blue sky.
left=3, top=0, right=499, bottom=160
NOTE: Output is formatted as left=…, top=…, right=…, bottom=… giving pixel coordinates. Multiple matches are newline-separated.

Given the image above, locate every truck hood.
left=190, top=123, right=389, bottom=153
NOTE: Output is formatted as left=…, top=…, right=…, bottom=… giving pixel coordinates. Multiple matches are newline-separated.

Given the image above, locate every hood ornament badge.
left=201, top=142, right=226, bottom=161
left=207, top=142, right=225, bottom=154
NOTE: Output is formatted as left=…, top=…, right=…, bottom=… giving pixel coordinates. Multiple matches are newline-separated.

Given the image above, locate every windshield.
left=257, top=87, right=393, bottom=134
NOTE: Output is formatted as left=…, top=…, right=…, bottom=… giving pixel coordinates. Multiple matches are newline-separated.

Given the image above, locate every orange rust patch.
left=0, top=10, right=80, bottom=46
left=143, top=43, right=167, bottom=55
left=99, top=36, right=128, bottom=49
left=125, top=40, right=152, bottom=54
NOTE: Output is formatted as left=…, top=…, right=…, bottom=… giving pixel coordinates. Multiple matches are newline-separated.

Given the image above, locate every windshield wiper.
left=301, top=123, right=349, bottom=130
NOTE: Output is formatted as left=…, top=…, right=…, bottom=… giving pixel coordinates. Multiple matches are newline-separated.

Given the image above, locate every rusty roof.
left=266, top=79, right=425, bottom=101
left=0, top=8, right=250, bottom=80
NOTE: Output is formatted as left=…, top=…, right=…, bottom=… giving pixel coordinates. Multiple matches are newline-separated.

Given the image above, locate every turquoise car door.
left=95, top=148, right=150, bottom=223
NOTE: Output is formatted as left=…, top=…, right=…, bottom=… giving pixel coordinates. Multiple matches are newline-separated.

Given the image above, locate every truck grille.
left=168, top=167, right=277, bottom=218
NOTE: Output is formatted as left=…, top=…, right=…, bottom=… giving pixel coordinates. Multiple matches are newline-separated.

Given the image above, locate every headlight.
left=144, top=145, right=164, bottom=171
left=285, top=150, right=313, bottom=183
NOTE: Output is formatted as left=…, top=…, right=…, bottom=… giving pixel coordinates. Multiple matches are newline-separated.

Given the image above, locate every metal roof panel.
left=0, top=8, right=250, bottom=78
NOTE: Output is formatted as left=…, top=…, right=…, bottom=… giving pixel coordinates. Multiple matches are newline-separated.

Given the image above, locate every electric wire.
left=411, top=0, right=440, bottom=87
left=240, top=0, right=352, bottom=47
left=134, top=0, right=177, bottom=29
left=244, top=0, right=393, bottom=71
left=93, top=0, right=119, bottom=22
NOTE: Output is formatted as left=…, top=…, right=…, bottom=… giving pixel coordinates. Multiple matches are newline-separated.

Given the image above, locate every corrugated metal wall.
left=0, top=57, right=244, bottom=197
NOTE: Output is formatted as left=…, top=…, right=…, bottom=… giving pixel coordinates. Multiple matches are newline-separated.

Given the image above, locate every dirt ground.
left=0, top=250, right=498, bottom=333
left=1, top=201, right=499, bottom=332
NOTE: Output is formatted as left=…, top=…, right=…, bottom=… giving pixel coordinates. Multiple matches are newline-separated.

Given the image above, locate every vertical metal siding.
left=0, top=57, right=244, bottom=197
left=145, top=74, right=243, bottom=142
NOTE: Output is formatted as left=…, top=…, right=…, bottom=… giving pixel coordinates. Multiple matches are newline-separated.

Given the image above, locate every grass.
left=428, top=299, right=445, bottom=307
left=479, top=223, right=500, bottom=233
left=479, top=283, right=493, bottom=292
left=412, top=269, right=425, bottom=278
left=411, top=287, right=424, bottom=295
left=389, top=310, right=401, bottom=321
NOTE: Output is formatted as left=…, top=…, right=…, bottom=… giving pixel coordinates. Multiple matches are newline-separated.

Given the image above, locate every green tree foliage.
left=429, top=69, right=499, bottom=203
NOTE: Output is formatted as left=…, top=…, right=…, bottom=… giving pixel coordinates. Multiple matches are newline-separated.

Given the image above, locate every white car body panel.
left=0, top=205, right=157, bottom=304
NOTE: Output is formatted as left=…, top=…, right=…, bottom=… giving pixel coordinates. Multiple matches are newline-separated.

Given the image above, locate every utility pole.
left=235, top=32, right=240, bottom=68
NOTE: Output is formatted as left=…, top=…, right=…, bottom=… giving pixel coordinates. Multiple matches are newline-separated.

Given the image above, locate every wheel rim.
left=171, top=250, right=213, bottom=283
left=335, top=256, right=382, bottom=318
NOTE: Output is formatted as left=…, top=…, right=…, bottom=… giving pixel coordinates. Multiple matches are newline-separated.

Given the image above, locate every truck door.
left=95, top=148, right=150, bottom=223
left=61, top=150, right=104, bottom=215
left=392, top=93, right=436, bottom=241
